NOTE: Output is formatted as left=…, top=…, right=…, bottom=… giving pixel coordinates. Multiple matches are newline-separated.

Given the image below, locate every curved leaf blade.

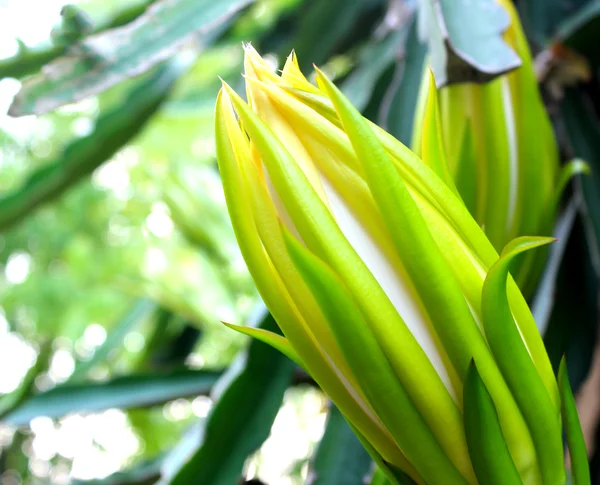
left=4, top=369, right=221, bottom=427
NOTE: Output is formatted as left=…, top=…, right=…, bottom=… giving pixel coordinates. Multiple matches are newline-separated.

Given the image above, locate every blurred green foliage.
left=0, top=0, right=599, bottom=483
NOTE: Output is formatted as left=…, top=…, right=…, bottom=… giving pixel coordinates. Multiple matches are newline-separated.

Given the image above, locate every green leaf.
left=8, top=0, right=251, bottom=116
left=0, top=0, right=156, bottom=81
left=285, top=0, right=384, bottom=73
left=310, top=404, right=372, bottom=485
left=463, top=361, right=522, bottom=485
left=368, top=465, right=417, bottom=485
left=69, top=299, right=155, bottom=383
left=558, top=1, right=600, bottom=68
left=517, top=0, right=563, bottom=44
left=370, top=468, right=391, bottom=485
left=381, top=15, right=427, bottom=145
left=561, top=89, right=600, bottom=267
left=222, top=321, right=304, bottom=368
left=349, top=423, right=414, bottom=485
left=559, top=357, right=591, bottom=485
left=542, top=214, right=598, bottom=384
left=167, top=310, right=295, bottom=485
left=418, top=0, right=521, bottom=86
left=341, top=29, right=406, bottom=112
left=545, top=91, right=600, bottom=386
left=3, top=368, right=221, bottom=427
left=0, top=60, right=184, bottom=231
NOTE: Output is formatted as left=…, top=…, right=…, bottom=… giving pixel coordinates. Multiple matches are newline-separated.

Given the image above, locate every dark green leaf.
left=3, top=368, right=221, bottom=427
left=558, top=1, right=600, bottom=68
left=543, top=89, right=600, bottom=389
left=0, top=59, right=184, bottom=232
left=559, top=357, right=591, bottom=485
left=310, top=404, right=372, bottom=485
left=167, top=309, right=295, bottom=485
left=518, top=0, right=592, bottom=45
left=560, top=89, right=600, bottom=278
left=542, top=214, right=598, bottom=385
left=341, top=30, right=406, bottom=112
left=286, top=0, right=384, bottom=73
left=419, top=0, right=521, bottom=86
left=8, top=0, right=251, bottom=116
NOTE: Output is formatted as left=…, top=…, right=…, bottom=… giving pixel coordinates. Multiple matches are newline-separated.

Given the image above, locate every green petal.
left=482, top=236, right=564, bottom=484
left=222, top=322, right=304, bottom=368
left=479, top=77, right=513, bottom=249
left=239, top=135, right=359, bottom=389
left=559, top=357, right=591, bottom=485
left=463, top=361, right=522, bottom=485
left=453, top=119, right=477, bottom=215
left=283, top=225, right=470, bottom=484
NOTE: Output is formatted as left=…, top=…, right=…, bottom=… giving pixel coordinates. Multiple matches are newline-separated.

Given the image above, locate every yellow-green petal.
left=222, top=322, right=304, bottom=369
left=283, top=224, right=470, bottom=484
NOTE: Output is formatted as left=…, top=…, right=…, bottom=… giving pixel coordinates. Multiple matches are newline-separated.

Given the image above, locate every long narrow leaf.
left=4, top=368, right=221, bottom=426
left=310, top=404, right=372, bottom=485
left=167, top=311, right=295, bottom=485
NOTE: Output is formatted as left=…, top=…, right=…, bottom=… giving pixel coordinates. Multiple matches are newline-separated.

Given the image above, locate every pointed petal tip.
left=242, top=41, right=257, bottom=53
left=500, top=235, right=557, bottom=258
left=217, top=77, right=230, bottom=94
left=219, top=80, right=237, bottom=99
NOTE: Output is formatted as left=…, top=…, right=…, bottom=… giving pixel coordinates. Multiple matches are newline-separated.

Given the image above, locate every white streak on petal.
left=502, top=77, right=518, bottom=234
left=321, top=177, right=455, bottom=397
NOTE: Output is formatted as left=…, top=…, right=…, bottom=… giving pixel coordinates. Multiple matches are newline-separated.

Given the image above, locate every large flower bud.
left=214, top=45, right=581, bottom=484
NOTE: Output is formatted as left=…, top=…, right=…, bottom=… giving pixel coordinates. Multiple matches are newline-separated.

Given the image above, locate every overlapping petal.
left=214, top=45, right=581, bottom=485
